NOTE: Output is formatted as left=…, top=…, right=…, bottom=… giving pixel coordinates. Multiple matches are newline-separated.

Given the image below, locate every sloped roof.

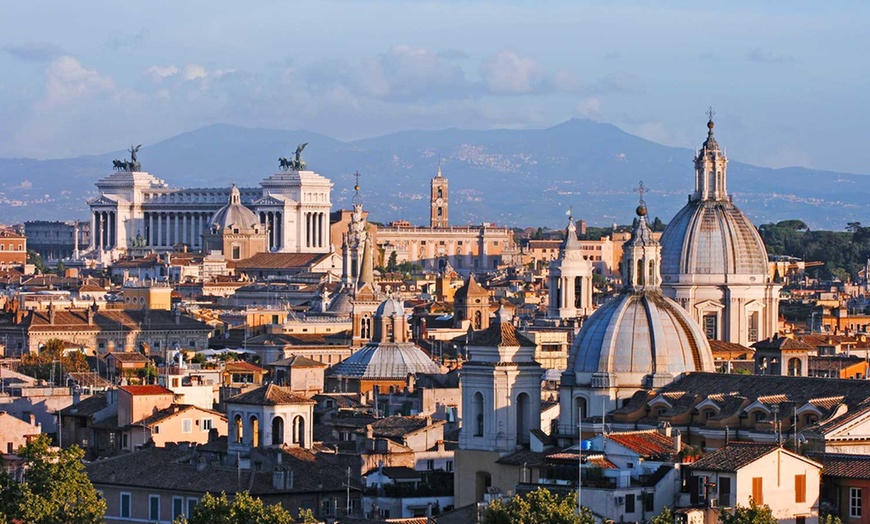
left=371, top=416, right=433, bottom=441
left=228, top=384, right=315, bottom=406
left=752, top=336, right=814, bottom=352
left=690, top=443, right=780, bottom=472
left=106, top=352, right=149, bottom=363
left=467, top=320, right=536, bottom=348
left=234, top=252, right=329, bottom=270
left=606, top=430, right=683, bottom=460
left=270, top=354, right=328, bottom=368
left=809, top=452, right=870, bottom=480
left=85, top=445, right=354, bottom=495
left=223, top=361, right=265, bottom=373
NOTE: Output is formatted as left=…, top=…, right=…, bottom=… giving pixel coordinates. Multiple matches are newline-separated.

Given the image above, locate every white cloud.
left=144, top=65, right=179, bottom=81
left=183, top=64, right=208, bottom=81
left=43, top=56, right=114, bottom=107
left=480, top=51, right=544, bottom=94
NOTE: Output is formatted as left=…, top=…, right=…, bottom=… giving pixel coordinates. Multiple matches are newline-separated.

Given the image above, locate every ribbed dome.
left=568, top=292, right=715, bottom=385
left=660, top=200, right=769, bottom=277
left=329, top=342, right=441, bottom=379
left=209, top=185, right=260, bottom=231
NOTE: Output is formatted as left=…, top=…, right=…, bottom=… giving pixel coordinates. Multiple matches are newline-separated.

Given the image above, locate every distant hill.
left=0, top=119, right=867, bottom=230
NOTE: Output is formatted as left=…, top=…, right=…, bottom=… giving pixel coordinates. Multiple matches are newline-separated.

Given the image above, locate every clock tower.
left=430, top=166, right=449, bottom=229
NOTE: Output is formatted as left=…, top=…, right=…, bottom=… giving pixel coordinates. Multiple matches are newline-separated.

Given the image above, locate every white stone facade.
left=87, top=169, right=332, bottom=259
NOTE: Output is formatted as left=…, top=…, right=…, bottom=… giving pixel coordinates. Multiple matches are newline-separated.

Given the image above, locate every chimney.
left=29, top=413, right=36, bottom=426
left=674, top=430, right=682, bottom=454
left=48, top=302, right=56, bottom=325
left=175, top=307, right=181, bottom=325
left=366, top=424, right=374, bottom=440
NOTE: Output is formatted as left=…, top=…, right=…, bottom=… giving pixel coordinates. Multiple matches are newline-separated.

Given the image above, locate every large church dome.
left=660, top=119, right=769, bottom=280
left=567, top=204, right=715, bottom=389
left=209, top=184, right=260, bottom=231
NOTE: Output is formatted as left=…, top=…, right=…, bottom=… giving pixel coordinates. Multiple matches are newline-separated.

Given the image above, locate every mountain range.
left=0, top=119, right=867, bottom=230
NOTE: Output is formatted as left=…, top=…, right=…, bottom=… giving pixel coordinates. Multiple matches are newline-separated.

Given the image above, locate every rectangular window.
left=625, top=493, right=635, bottom=513
left=202, top=418, right=213, bottom=431
left=752, top=477, right=764, bottom=505
left=427, top=459, right=435, bottom=471
left=851, top=487, right=862, bottom=518
left=173, top=496, right=184, bottom=520
left=120, top=492, right=131, bottom=518
left=643, top=492, right=654, bottom=512
left=703, top=314, right=717, bottom=340
left=445, top=460, right=454, bottom=472
left=795, top=474, right=806, bottom=503
left=187, top=497, right=198, bottom=518
left=149, top=494, right=160, bottom=521
left=182, top=419, right=192, bottom=433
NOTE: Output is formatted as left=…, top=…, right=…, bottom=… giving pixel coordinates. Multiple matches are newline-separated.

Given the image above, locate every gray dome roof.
left=375, top=296, right=405, bottom=318
left=329, top=342, right=441, bottom=379
left=568, top=291, right=714, bottom=385
left=209, top=185, right=260, bottom=231
left=660, top=200, right=769, bottom=277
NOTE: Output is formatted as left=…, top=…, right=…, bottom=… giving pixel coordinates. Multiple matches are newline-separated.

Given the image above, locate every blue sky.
left=1, top=1, right=867, bottom=173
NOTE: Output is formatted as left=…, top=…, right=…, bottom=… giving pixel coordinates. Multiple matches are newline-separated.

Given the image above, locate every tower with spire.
left=692, top=108, right=729, bottom=202
left=547, top=211, right=594, bottom=319
left=430, top=165, right=449, bottom=229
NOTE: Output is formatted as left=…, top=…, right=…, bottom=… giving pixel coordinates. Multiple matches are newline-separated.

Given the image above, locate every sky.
left=1, top=1, right=868, bottom=173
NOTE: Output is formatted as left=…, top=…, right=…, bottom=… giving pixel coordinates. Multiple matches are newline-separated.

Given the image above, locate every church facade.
left=87, top=164, right=333, bottom=260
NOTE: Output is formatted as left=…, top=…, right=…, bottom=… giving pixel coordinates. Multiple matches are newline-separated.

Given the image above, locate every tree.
left=820, top=515, right=843, bottom=524
left=296, top=507, right=319, bottom=523
left=20, top=338, right=90, bottom=384
left=650, top=506, right=674, bottom=524
left=174, top=491, right=293, bottom=524
left=387, top=251, right=398, bottom=272
left=481, top=488, right=594, bottom=524
left=0, top=434, right=106, bottom=524
left=719, top=498, right=777, bottom=524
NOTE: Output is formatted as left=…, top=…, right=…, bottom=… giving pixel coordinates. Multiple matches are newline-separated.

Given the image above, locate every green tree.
left=650, top=505, right=673, bottom=524
left=174, top=491, right=293, bottom=524
left=387, top=251, right=398, bottom=272
left=820, top=515, right=843, bottom=524
left=481, top=488, right=594, bottom=524
left=719, top=498, right=777, bottom=524
left=55, top=261, right=66, bottom=276
left=296, top=507, right=318, bottom=523
left=20, top=338, right=90, bottom=384
left=0, top=434, right=106, bottom=524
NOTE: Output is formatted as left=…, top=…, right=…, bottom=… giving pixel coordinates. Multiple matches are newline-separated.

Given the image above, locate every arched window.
left=233, top=414, right=243, bottom=444
left=788, top=358, right=802, bottom=377
left=249, top=416, right=259, bottom=447
left=437, top=188, right=443, bottom=198
left=360, top=316, right=371, bottom=339
left=637, top=259, right=644, bottom=286
left=292, top=416, right=305, bottom=447
left=574, top=277, right=583, bottom=308
left=649, top=259, right=655, bottom=283
left=473, top=392, right=484, bottom=437
left=271, top=416, right=284, bottom=446
left=516, top=393, right=530, bottom=445
left=474, top=310, right=482, bottom=330
left=437, top=207, right=443, bottom=217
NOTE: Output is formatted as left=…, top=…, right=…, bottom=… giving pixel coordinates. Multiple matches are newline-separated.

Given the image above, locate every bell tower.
left=430, top=166, right=449, bottom=229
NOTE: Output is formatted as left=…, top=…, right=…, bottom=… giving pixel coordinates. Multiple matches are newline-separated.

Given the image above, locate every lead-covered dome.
left=660, top=117, right=769, bottom=279
left=660, top=201, right=769, bottom=276
left=209, top=184, right=260, bottom=231
left=566, top=204, right=715, bottom=389
left=568, top=292, right=715, bottom=385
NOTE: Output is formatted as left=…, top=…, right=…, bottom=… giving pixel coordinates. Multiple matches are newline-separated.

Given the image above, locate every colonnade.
left=305, top=211, right=325, bottom=249
left=143, top=211, right=212, bottom=248
left=259, top=211, right=283, bottom=251
left=91, top=211, right=116, bottom=250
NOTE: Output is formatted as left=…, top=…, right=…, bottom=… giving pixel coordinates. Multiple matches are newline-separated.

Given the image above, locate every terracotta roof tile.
left=119, top=385, right=173, bottom=396
left=606, top=430, right=682, bottom=460
left=809, top=452, right=870, bottom=480
left=689, top=443, right=779, bottom=472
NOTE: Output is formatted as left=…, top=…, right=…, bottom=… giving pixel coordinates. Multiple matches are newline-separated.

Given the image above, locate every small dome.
left=209, top=185, right=260, bottom=231
left=375, top=296, right=404, bottom=318
left=568, top=292, right=715, bottom=384
left=660, top=201, right=769, bottom=277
